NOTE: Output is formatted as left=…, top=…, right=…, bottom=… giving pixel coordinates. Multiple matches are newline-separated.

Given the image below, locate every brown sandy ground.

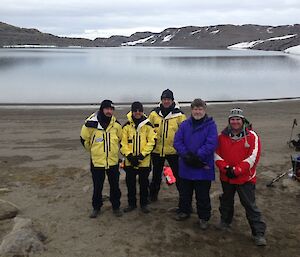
left=0, top=100, right=299, bottom=257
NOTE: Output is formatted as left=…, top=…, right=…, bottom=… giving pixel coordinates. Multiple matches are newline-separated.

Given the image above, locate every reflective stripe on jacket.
left=121, top=112, right=157, bottom=168
left=148, top=103, right=186, bottom=156
left=80, top=112, right=122, bottom=169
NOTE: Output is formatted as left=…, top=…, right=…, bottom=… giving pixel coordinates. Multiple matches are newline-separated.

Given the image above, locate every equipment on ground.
left=288, top=119, right=297, bottom=148
left=266, top=155, right=300, bottom=187
left=163, top=166, right=176, bottom=185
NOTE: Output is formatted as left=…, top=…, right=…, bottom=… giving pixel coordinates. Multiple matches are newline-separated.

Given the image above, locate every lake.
left=0, top=47, right=299, bottom=103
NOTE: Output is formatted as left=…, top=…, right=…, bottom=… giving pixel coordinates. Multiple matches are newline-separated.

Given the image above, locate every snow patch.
left=210, top=30, right=220, bottom=35
left=266, top=34, right=297, bottom=41
left=3, top=45, right=57, bottom=48
left=121, top=35, right=154, bottom=46
left=267, top=27, right=273, bottom=33
left=190, top=29, right=201, bottom=35
left=162, top=35, right=174, bottom=42
left=284, top=45, right=300, bottom=55
left=228, top=34, right=297, bottom=49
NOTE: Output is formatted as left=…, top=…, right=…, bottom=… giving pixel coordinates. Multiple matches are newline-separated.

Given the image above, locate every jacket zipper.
left=133, top=134, right=136, bottom=155
left=161, top=120, right=166, bottom=157
left=105, top=132, right=109, bottom=168
left=138, top=135, right=141, bottom=156
left=165, top=120, right=169, bottom=138
left=135, top=132, right=139, bottom=156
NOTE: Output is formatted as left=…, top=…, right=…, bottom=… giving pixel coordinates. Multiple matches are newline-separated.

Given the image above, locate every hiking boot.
left=199, top=219, right=209, bottom=230
left=141, top=206, right=150, bottom=214
left=89, top=209, right=100, bottom=219
left=113, top=209, right=123, bottom=217
left=253, top=235, right=267, bottom=246
left=123, top=206, right=137, bottom=213
left=216, top=220, right=231, bottom=231
left=167, top=207, right=181, bottom=214
left=175, top=212, right=190, bottom=221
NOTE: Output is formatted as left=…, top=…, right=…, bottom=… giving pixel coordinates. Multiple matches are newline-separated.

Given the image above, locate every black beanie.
left=100, top=100, right=115, bottom=111
left=161, top=89, right=174, bottom=100
left=131, top=101, right=143, bottom=112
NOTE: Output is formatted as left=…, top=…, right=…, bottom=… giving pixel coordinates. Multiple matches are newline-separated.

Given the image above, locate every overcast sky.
left=1, top=0, right=299, bottom=39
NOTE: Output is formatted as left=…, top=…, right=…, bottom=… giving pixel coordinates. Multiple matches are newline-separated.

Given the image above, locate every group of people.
left=80, top=89, right=267, bottom=246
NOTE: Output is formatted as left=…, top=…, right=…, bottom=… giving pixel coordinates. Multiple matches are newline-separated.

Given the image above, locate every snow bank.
left=284, top=45, right=300, bottom=55
left=228, top=34, right=297, bottom=50
left=121, top=35, right=154, bottom=46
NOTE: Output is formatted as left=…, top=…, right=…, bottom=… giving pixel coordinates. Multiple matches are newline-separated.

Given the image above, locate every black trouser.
left=179, top=178, right=212, bottom=221
left=91, top=163, right=121, bottom=211
left=150, top=153, right=180, bottom=199
left=125, top=167, right=150, bottom=207
left=219, top=181, right=266, bottom=236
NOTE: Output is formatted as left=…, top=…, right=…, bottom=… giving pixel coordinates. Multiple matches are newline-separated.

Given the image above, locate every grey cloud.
left=1, top=0, right=300, bottom=38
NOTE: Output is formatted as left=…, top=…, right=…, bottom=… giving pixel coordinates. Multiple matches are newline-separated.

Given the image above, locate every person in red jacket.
left=215, top=108, right=267, bottom=246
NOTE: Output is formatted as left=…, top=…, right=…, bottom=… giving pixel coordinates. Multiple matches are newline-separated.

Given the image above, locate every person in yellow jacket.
left=121, top=102, right=157, bottom=213
left=80, top=100, right=123, bottom=218
left=148, top=89, right=186, bottom=202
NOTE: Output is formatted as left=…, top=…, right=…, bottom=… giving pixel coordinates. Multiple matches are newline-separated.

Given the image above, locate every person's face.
left=103, top=107, right=114, bottom=117
left=229, top=117, right=243, bottom=131
left=191, top=106, right=206, bottom=120
left=161, top=98, right=173, bottom=108
left=132, top=110, right=143, bottom=119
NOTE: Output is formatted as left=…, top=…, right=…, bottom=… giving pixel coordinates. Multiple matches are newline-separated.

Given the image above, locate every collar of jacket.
left=127, top=111, right=150, bottom=132
left=85, top=112, right=116, bottom=130
left=187, top=115, right=213, bottom=130
left=153, top=101, right=184, bottom=120
left=222, top=126, right=249, bottom=138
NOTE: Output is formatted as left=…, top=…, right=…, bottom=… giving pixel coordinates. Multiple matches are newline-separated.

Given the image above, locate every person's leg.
left=177, top=178, right=193, bottom=218
left=139, top=169, right=150, bottom=207
left=165, top=154, right=180, bottom=191
left=90, top=163, right=105, bottom=211
left=195, top=180, right=212, bottom=221
left=219, top=181, right=236, bottom=225
left=149, top=154, right=165, bottom=201
left=237, top=183, right=267, bottom=237
left=125, top=167, right=137, bottom=208
left=106, top=165, right=122, bottom=211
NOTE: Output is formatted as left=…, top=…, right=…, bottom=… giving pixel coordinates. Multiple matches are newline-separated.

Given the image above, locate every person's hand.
left=127, top=154, right=139, bottom=167
left=225, top=166, right=237, bottom=179
left=183, top=152, right=206, bottom=168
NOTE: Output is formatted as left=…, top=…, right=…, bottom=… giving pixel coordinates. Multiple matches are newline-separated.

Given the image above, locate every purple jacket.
left=174, top=116, right=218, bottom=180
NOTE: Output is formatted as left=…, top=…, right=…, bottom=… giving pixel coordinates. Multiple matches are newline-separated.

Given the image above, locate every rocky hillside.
left=1, top=21, right=300, bottom=51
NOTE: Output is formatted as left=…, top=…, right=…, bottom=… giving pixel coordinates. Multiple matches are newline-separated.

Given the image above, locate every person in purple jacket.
left=173, top=98, right=218, bottom=230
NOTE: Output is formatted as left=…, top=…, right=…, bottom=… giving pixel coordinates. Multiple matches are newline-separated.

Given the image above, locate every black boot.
left=123, top=206, right=137, bottom=213
left=89, top=209, right=100, bottom=218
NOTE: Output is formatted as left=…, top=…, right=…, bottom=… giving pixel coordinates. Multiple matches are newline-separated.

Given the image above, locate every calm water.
left=0, top=47, right=299, bottom=103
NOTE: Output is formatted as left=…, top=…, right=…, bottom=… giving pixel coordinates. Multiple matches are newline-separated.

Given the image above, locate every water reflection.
left=0, top=57, right=44, bottom=70
left=0, top=48, right=299, bottom=103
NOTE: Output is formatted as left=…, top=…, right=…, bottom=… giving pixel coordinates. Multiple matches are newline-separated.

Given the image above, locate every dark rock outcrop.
left=1, top=21, right=300, bottom=51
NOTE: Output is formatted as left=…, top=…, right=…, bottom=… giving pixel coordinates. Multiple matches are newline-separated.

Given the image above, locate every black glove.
left=225, top=166, right=237, bottom=179
left=183, top=152, right=206, bottom=168
left=127, top=154, right=139, bottom=167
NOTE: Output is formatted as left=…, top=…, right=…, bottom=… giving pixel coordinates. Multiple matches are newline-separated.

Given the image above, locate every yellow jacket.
left=148, top=103, right=186, bottom=156
left=121, top=112, right=157, bottom=168
left=80, top=112, right=122, bottom=169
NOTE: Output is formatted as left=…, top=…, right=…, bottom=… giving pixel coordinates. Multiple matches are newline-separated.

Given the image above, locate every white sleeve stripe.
left=243, top=130, right=259, bottom=168
left=214, top=153, right=224, bottom=161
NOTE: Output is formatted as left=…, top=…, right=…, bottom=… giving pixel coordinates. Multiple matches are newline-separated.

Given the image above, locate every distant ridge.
left=1, top=21, right=300, bottom=51
left=1, top=97, right=300, bottom=107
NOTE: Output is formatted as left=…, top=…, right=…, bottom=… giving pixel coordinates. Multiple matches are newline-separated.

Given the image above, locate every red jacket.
left=215, top=127, right=261, bottom=184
